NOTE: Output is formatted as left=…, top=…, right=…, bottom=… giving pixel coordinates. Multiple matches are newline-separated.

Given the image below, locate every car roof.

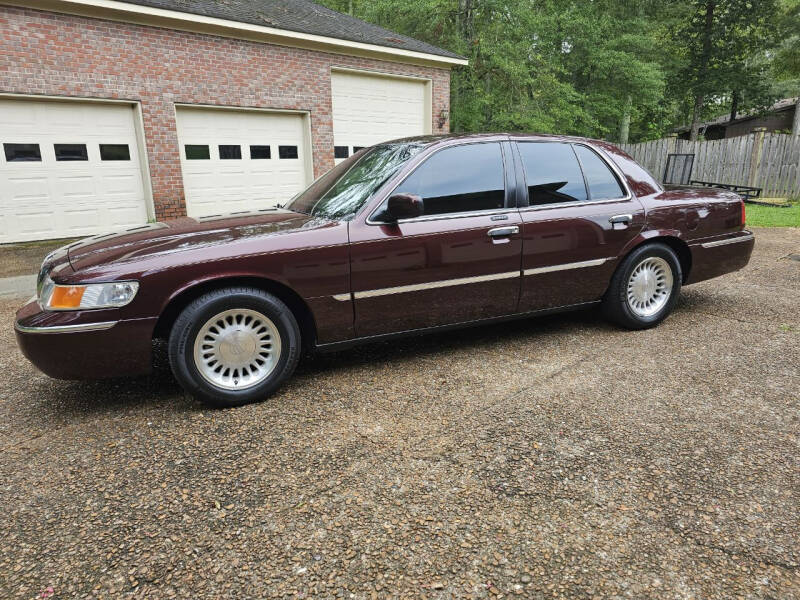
left=386, top=132, right=601, bottom=147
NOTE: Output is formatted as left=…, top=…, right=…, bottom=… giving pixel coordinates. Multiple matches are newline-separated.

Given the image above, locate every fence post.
left=748, top=127, right=767, bottom=188
left=666, top=133, right=678, bottom=155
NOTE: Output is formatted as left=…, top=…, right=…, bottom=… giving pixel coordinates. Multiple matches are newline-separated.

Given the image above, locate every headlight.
left=40, top=277, right=139, bottom=310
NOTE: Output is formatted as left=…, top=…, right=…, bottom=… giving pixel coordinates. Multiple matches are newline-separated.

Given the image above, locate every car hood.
left=66, top=209, right=328, bottom=274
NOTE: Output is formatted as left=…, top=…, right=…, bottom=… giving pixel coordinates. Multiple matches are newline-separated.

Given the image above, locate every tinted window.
left=574, top=145, right=625, bottom=200
left=219, top=145, right=242, bottom=159
left=517, top=142, right=587, bottom=205
left=279, top=145, right=298, bottom=159
left=185, top=145, right=210, bottom=160
left=393, top=143, right=505, bottom=216
left=54, top=143, right=88, bottom=161
left=99, top=144, right=130, bottom=161
left=334, top=146, right=349, bottom=159
left=250, top=145, right=271, bottom=159
left=4, top=143, right=41, bottom=162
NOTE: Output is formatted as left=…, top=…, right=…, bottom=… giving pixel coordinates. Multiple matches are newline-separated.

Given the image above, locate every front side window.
left=574, top=145, right=626, bottom=200
left=392, top=143, right=505, bottom=216
left=287, top=143, right=425, bottom=220
left=517, top=142, right=587, bottom=205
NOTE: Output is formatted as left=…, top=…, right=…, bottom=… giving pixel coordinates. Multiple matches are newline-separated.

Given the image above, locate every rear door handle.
left=487, top=226, right=519, bottom=237
left=609, top=214, right=633, bottom=225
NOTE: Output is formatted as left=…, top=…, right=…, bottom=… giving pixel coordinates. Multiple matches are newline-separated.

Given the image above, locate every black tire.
left=168, top=287, right=301, bottom=408
left=602, top=243, right=682, bottom=330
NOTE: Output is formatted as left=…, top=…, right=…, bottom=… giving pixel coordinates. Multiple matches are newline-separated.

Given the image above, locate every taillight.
left=741, top=199, right=746, bottom=228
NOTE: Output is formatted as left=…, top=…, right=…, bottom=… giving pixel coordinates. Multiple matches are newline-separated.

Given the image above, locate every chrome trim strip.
left=524, top=257, right=611, bottom=276
left=700, top=233, right=754, bottom=248
left=517, top=198, right=629, bottom=213
left=332, top=293, right=351, bottom=302
left=14, top=320, right=118, bottom=335
left=352, top=270, right=519, bottom=299
left=367, top=207, right=519, bottom=226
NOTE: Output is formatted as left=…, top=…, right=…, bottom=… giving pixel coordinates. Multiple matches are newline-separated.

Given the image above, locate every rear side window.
left=517, top=142, right=586, bottom=205
left=574, top=145, right=626, bottom=200
left=393, top=143, right=505, bottom=216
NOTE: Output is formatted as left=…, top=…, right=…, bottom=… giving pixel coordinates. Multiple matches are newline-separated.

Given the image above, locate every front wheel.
left=168, top=287, right=301, bottom=408
left=602, top=243, right=682, bottom=329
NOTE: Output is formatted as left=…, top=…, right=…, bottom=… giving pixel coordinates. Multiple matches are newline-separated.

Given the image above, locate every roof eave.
left=3, top=0, right=468, bottom=68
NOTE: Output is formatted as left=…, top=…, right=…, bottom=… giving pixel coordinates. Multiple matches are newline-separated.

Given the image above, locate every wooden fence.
left=619, top=130, right=800, bottom=198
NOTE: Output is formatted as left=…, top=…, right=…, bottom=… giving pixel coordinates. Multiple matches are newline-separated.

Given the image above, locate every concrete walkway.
left=0, top=274, right=36, bottom=300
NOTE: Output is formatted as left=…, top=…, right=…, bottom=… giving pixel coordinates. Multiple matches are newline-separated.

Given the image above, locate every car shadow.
left=27, top=300, right=692, bottom=418
left=296, top=308, right=608, bottom=376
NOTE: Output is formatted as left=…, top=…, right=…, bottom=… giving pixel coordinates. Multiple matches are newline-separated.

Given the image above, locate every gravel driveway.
left=1, top=227, right=798, bottom=599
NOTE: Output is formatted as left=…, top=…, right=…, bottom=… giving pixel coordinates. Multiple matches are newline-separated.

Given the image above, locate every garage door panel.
left=176, top=107, right=309, bottom=218
left=0, top=99, right=148, bottom=243
left=331, top=71, right=428, bottom=164
left=62, top=209, right=102, bottom=232
left=58, top=175, right=97, bottom=199
left=101, top=173, right=142, bottom=196
left=4, top=175, right=50, bottom=201
left=15, top=212, right=58, bottom=237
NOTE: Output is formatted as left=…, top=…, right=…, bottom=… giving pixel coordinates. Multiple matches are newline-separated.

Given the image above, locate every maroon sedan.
left=15, top=134, right=754, bottom=407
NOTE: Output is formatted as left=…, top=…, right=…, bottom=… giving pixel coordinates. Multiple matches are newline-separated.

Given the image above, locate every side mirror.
left=382, top=193, right=424, bottom=222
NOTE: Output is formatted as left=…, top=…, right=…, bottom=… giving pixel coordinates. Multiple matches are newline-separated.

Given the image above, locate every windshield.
left=286, top=143, right=425, bottom=220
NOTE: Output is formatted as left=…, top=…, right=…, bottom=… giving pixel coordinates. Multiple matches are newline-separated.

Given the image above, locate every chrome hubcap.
left=626, top=257, right=673, bottom=318
left=193, top=309, right=281, bottom=390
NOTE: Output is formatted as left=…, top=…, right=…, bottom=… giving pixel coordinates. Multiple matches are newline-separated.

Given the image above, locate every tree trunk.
left=689, top=1, right=716, bottom=141
left=619, top=94, right=632, bottom=144
left=792, top=96, right=800, bottom=137
left=729, top=90, right=739, bottom=122
left=689, top=93, right=704, bottom=141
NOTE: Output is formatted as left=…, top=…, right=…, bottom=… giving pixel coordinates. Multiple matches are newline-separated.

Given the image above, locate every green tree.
left=317, top=0, right=788, bottom=141
left=673, top=0, right=778, bottom=140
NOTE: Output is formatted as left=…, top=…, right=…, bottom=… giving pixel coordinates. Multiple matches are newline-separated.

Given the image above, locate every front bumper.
left=15, top=298, right=157, bottom=380
left=686, top=230, right=755, bottom=285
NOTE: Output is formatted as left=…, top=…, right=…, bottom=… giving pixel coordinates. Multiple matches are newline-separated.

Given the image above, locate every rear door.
left=348, top=141, right=522, bottom=338
left=514, top=141, right=645, bottom=312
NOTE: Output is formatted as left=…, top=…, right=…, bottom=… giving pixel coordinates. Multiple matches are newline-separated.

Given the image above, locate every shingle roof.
left=115, top=0, right=464, bottom=60
left=674, top=97, right=798, bottom=133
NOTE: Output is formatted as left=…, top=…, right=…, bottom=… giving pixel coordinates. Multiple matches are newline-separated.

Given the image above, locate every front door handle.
left=609, top=214, right=633, bottom=225
left=487, top=226, right=519, bottom=237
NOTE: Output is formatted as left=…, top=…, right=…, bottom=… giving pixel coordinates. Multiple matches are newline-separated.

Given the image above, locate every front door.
left=512, top=140, right=645, bottom=312
left=348, top=141, right=522, bottom=338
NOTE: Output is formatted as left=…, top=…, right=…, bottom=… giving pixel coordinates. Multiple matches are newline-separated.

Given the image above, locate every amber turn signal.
left=48, top=285, right=86, bottom=309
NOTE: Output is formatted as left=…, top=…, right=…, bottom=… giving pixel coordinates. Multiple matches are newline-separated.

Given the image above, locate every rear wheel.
left=602, top=243, right=682, bottom=329
left=168, top=287, right=301, bottom=407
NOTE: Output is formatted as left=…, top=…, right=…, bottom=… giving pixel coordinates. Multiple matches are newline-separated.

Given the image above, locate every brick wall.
left=0, top=6, right=451, bottom=220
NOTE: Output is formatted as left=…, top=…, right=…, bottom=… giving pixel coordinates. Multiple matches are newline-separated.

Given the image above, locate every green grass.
left=746, top=203, right=800, bottom=227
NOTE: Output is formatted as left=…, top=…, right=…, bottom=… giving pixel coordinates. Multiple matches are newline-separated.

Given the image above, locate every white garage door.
left=176, top=107, right=310, bottom=218
left=331, top=71, right=429, bottom=163
left=0, top=99, right=148, bottom=243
